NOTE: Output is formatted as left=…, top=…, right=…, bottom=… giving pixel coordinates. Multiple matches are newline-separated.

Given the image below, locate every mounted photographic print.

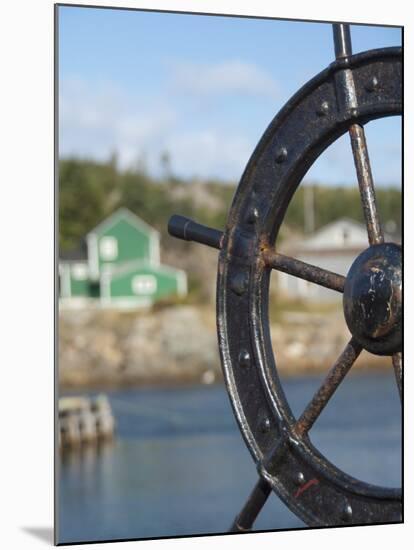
left=56, top=3, right=402, bottom=545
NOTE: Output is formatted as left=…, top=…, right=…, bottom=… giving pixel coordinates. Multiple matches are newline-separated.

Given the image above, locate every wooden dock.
left=58, top=394, right=115, bottom=449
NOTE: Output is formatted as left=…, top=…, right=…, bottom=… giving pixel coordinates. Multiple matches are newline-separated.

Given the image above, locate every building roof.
left=282, top=217, right=394, bottom=255
left=87, top=207, right=160, bottom=239
left=301, top=218, right=368, bottom=250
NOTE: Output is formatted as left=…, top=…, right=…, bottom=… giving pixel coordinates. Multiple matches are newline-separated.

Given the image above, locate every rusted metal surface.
left=168, top=22, right=402, bottom=531
left=343, top=243, right=402, bottom=355
left=349, top=124, right=384, bottom=245
left=217, top=37, right=402, bottom=526
left=229, top=477, right=272, bottom=532
left=333, top=24, right=384, bottom=246
left=230, top=338, right=362, bottom=529
left=333, top=24, right=385, bottom=246
left=263, top=249, right=345, bottom=293
left=295, top=338, right=362, bottom=437
left=167, top=219, right=347, bottom=293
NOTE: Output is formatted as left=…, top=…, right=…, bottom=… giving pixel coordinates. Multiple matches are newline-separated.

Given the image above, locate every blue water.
left=58, top=371, right=401, bottom=544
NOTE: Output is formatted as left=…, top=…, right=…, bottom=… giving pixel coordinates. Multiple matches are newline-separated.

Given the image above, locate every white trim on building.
left=87, top=233, right=100, bottom=280
left=59, top=263, right=72, bottom=298
left=150, top=231, right=160, bottom=266
left=99, top=267, right=112, bottom=307
left=87, top=207, right=160, bottom=242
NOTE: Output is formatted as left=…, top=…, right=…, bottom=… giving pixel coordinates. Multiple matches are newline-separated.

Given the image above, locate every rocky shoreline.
left=59, top=305, right=389, bottom=390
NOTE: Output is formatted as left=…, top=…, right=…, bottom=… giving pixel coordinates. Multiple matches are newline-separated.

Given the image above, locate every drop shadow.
left=22, top=527, right=54, bottom=545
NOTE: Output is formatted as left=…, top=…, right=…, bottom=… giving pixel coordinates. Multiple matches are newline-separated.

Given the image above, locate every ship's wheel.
left=168, top=23, right=402, bottom=529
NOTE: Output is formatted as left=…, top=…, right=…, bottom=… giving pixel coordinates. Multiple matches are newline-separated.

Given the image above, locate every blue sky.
left=58, top=6, right=402, bottom=186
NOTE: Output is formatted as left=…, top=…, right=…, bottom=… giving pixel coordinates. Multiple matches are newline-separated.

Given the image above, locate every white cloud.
left=170, top=59, right=280, bottom=99
left=59, top=77, right=177, bottom=168
left=165, top=129, right=253, bottom=180
left=59, top=75, right=400, bottom=186
left=59, top=76, right=257, bottom=179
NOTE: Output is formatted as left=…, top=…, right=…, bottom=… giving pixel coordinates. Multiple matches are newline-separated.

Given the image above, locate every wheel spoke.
left=263, top=249, right=345, bottom=293
left=294, top=338, right=362, bottom=436
left=392, top=352, right=402, bottom=402
left=230, top=338, right=363, bottom=531
left=349, top=123, right=384, bottom=245
left=229, top=477, right=272, bottom=532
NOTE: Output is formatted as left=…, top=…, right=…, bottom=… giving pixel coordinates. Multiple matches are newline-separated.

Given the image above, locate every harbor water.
left=58, top=370, right=401, bottom=544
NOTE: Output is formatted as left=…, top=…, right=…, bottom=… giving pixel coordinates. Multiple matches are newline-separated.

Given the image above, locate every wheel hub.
left=343, top=243, right=402, bottom=355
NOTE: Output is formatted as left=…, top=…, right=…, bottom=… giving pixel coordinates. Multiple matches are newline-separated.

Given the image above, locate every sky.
left=58, top=6, right=402, bottom=186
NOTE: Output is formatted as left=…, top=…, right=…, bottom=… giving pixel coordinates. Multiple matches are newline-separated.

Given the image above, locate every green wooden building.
left=59, top=208, right=187, bottom=308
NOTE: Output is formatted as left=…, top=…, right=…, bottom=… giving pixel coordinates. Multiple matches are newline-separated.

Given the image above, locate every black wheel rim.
left=217, top=47, right=402, bottom=527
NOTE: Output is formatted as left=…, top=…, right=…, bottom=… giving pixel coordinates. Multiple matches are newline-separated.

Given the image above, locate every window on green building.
left=100, top=236, right=118, bottom=260
left=132, top=275, right=157, bottom=295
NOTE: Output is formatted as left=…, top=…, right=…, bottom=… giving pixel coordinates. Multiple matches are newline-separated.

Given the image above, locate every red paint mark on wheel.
left=294, top=478, right=319, bottom=498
